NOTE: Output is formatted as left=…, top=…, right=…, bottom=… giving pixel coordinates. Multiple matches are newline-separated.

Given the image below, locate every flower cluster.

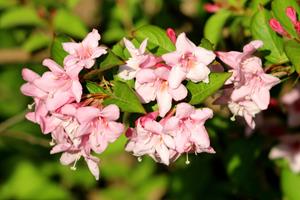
left=125, top=103, right=215, bottom=165
left=21, top=29, right=124, bottom=180
left=21, top=26, right=280, bottom=179
left=216, top=40, right=280, bottom=129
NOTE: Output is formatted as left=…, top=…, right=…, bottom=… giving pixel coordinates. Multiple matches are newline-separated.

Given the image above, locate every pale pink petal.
left=194, top=47, right=215, bottom=65
left=175, top=102, right=194, bottom=118
left=42, top=59, right=64, bottom=74
left=101, top=104, right=120, bottom=121
left=186, top=63, right=210, bottom=83
left=190, top=126, right=210, bottom=148
left=60, top=152, right=78, bottom=165
left=242, top=40, right=263, bottom=55
left=85, top=157, right=100, bottom=180
left=135, top=82, right=157, bottom=103
left=82, top=29, right=100, bottom=48
left=22, top=68, right=40, bottom=82
left=46, top=91, right=72, bottom=111
left=71, top=81, right=82, bottom=103
left=269, top=145, right=290, bottom=159
left=62, top=42, right=80, bottom=54
left=168, top=65, right=187, bottom=89
left=76, top=107, right=100, bottom=123
left=157, top=85, right=172, bottom=117
left=139, top=38, right=148, bottom=54
left=161, top=51, right=181, bottom=66
left=92, top=47, right=107, bottom=58
left=168, top=84, right=188, bottom=101
left=216, top=51, right=242, bottom=69
left=156, top=144, right=170, bottom=165
left=50, top=143, right=71, bottom=154
left=136, top=68, right=156, bottom=84
left=176, top=33, right=196, bottom=53
left=231, top=85, right=252, bottom=102
left=190, top=108, right=213, bottom=121
left=251, top=87, right=270, bottom=110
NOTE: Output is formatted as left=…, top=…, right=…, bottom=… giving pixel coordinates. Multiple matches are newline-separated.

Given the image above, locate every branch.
left=0, top=110, right=28, bottom=134
left=1, top=130, right=49, bottom=147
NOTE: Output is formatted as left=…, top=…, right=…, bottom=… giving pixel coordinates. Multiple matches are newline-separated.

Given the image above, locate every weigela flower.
left=269, top=134, right=300, bottom=173
left=166, top=103, right=215, bottom=154
left=162, top=33, right=215, bottom=89
left=63, top=29, right=107, bottom=71
left=118, top=38, right=157, bottom=80
left=135, top=67, right=188, bottom=117
left=76, top=104, right=124, bottom=154
left=126, top=103, right=214, bottom=165
left=21, top=59, right=83, bottom=116
left=125, top=111, right=180, bottom=165
left=282, top=84, right=300, bottom=127
left=217, top=40, right=280, bottom=129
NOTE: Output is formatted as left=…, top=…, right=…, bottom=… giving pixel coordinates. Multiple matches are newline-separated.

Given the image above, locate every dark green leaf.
left=53, top=9, right=88, bottom=39
left=187, top=72, right=232, bottom=105
left=284, top=39, right=300, bottom=74
left=272, top=0, right=300, bottom=39
left=199, top=38, right=214, bottom=50
left=204, top=9, right=231, bottom=47
left=0, top=7, right=46, bottom=28
left=50, top=35, right=69, bottom=65
left=103, top=81, right=145, bottom=113
left=133, top=25, right=175, bottom=55
left=99, top=50, right=124, bottom=71
left=86, top=81, right=107, bottom=94
left=251, top=9, right=288, bottom=64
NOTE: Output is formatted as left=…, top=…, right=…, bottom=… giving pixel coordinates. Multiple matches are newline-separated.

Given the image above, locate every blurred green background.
left=0, top=0, right=293, bottom=199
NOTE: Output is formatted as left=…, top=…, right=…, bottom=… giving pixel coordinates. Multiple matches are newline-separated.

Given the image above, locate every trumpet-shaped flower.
left=135, top=67, right=187, bottom=117
left=63, top=29, right=107, bottom=71
left=118, top=38, right=157, bottom=80
left=162, top=33, right=215, bottom=88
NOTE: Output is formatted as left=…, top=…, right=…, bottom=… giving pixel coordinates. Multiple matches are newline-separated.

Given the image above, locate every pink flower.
left=47, top=103, right=101, bottom=180
left=125, top=111, right=180, bottom=165
left=76, top=104, right=124, bottom=154
left=166, top=103, right=215, bottom=154
left=217, top=41, right=280, bottom=129
left=162, top=33, right=215, bottom=89
left=270, top=135, right=300, bottom=173
left=135, top=67, right=188, bottom=117
left=282, top=85, right=300, bottom=127
left=21, top=59, right=83, bottom=112
left=63, top=29, right=107, bottom=71
left=118, top=38, right=157, bottom=80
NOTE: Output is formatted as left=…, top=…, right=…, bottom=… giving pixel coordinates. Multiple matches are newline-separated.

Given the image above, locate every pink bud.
left=294, top=21, right=300, bottom=34
left=269, top=18, right=286, bottom=36
left=203, top=3, right=220, bottom=13
left=286, top=6, right=297, bottom=24
left=166, top=28, right=177, bottom=44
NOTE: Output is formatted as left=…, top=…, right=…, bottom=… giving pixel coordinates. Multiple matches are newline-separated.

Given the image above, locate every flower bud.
left=269, top=18, right=287, bottom=36
left=166, top=28, right=177, bottom=44
left=286, top=6, right=297, bottom=24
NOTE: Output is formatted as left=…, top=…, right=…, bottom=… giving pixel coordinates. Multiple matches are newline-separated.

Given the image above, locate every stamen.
left=27, top=102, right=35, bottom=110
left=137, top=157, right=142, bottom=162
left=49, top=139, right=55, bottom=146
left=185, top=153, right=190, bottom=165
left=70, top=156, right=80, bottom=170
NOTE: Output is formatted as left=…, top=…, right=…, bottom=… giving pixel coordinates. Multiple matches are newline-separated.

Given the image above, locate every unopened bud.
left=286, top=6, right=297, bottom=24
left=166, top=28, right=177, bottom=44
left=269, top=18, right=287, bottom=36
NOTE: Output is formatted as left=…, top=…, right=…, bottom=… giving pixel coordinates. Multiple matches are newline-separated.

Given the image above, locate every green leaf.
left=284, top=39, right=300, bottom=74
left=50, top=35, right=69, bottom=65
left=22, top=32, right=50, bottom=52
left=53, top=9, right=88, bottom=38
left=199, top=38, right=214, bottom=50
left=272, top=0, right=300, bottom=39
left=204, top=9, right=231, bottom=46
left=111, top=41, right=127, bottom=60
left=86, top=81, right=107, bottom=94
left=187, top=72, right=232, bottom=105
left=99, top=50, right=125, bottom=71
left=103, top=81, right=145, bottom=113
left=0, top=7, right=46, bottom=28
left=251, top=9, right=288, bottom=64
left=281, top=166, right=300, bottom=200
left=0, top=0, right=17, bottom=9
left=133, top=25, right=175, bottom=55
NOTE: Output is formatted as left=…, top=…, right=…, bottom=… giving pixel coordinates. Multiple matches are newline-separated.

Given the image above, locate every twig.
left=0, top=110, right=28, bottom=134
left=1, top=130, right=49, bottom=147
